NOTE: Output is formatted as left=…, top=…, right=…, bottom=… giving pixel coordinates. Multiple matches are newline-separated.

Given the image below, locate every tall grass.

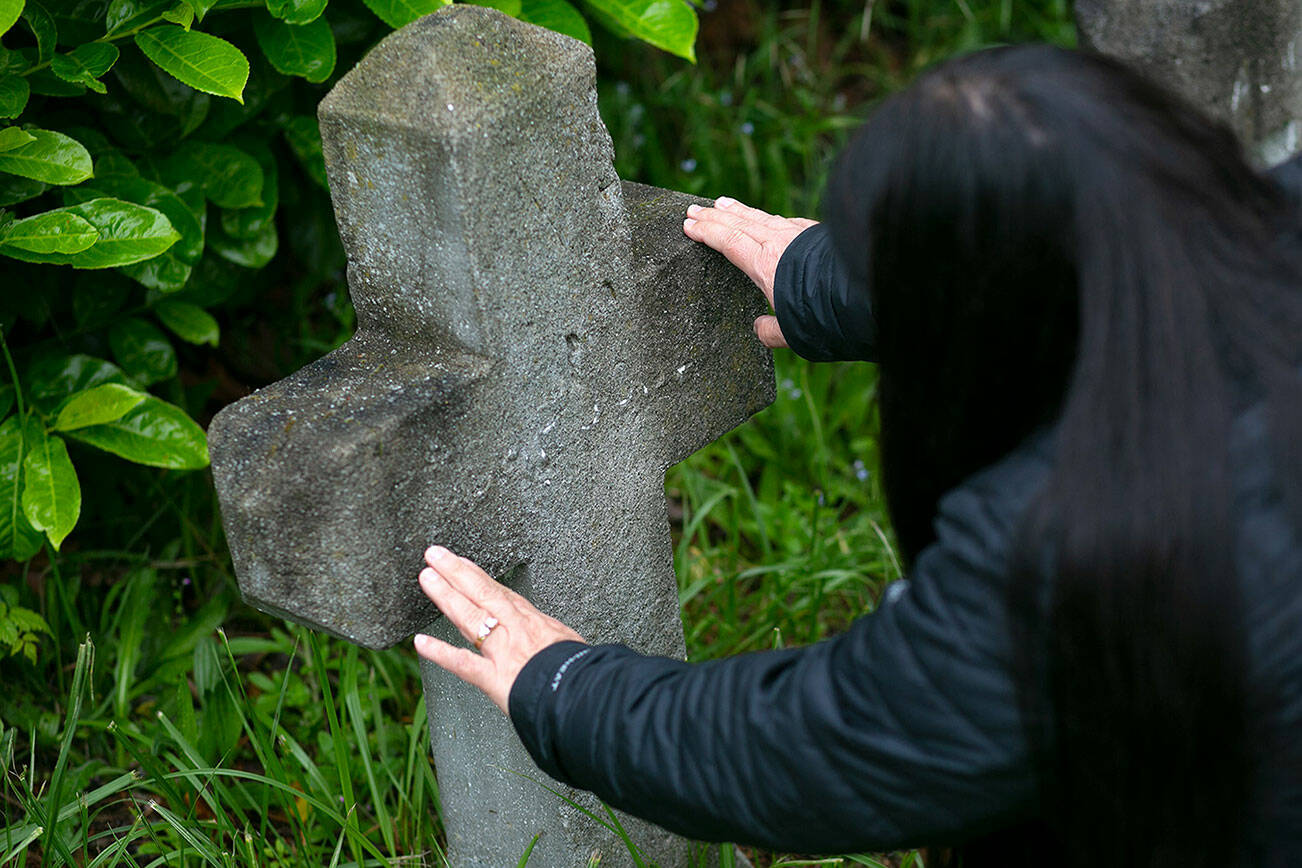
left=1, top=2, right=1075, bottom=865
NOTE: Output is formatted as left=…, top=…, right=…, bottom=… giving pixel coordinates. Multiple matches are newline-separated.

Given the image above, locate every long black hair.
left=825, top=46, right=1302, bottom=866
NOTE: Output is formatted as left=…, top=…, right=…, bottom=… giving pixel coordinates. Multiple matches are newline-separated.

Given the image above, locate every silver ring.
left=474, top=616, right=499, bottom=647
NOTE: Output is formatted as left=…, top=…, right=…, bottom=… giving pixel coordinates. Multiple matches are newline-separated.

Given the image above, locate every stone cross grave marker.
left=1076, top=0, right=1302, bottom=164
left=208, top=5, right=774, bottom=866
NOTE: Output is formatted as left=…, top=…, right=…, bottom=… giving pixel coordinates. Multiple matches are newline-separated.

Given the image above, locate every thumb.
left=753, top=315, right=788, bottom=349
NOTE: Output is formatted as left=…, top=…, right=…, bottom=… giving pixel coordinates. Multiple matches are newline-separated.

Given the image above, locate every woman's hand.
left=682, top=196, right=819, bottom=349
left=413, top=546, right=585, bottom=714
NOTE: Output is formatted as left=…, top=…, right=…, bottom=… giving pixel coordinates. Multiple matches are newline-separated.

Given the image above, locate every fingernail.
left=419, top=567, right=437, bottom=584
left=683, top=218, right=697, bottom=230
left=686, top=203, right=703, bottom=216
left=715, top=196, right=737, bottom=208
left=414, top=633, right=432, bottom=651
left=426, top=545, right=450, bottom=561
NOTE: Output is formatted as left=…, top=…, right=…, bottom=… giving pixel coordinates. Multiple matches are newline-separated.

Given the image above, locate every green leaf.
left=266, top=0, right=325, bottom=25
left=154, top=300, right=217, bottom=346
left=51, top=42, right=120, bottom=94
left=109, top=317, right=176, bottom=384
left=0, top=174, right=44, bottom=205
left=165, top=140, right=262, bottom=208
left=105, top=0, right=171, bottom=37
left=118, top=252, right=190, bottom=290
left=520, top=0, right=590, bottom=44
left=66, top=394, right=208, bottom=469
left=253, top=13, right=335, bottom=83
left=220, top=144, right=276, bottom=239
left=52, top=383, right=146, bottom=431
left=0, top=75, right=29, bottom=117
left=0, top=0, right=23, bottom=37
left=19, top=0, right=54, bottom=64
left=209, top=219, right=275, bottom=268
left=161, top=1, right=192, bottom=28
left=185, top=0, right=218, bottom=23
left=0, top=126, right=34, bottom=151
left=282, top=115, right=327, bottom=189
left=0, top=208, right=98, bottom=255
left=27, top=354, right=130, bottom=413
left=0, top=198, right=179, bottom=268
left=134, top=25, right=249, bottom=103
left=359, top=0, right=446, bottom=29
left=66, top=174, right=203, bottom=263
left=0, top=129, right=92, bottom=185
left=0, top=416, right=42, bottom=561
left=20, top=420, right=80, bottom=551
left=582, top=0, right=696, bottom=61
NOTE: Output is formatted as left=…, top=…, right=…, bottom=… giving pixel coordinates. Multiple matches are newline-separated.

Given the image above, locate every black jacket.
left=508, top=164, right=1302, bottom=858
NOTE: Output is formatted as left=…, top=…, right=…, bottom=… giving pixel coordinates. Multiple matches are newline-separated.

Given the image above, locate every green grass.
left=0, top=1, right=1074, bottom=865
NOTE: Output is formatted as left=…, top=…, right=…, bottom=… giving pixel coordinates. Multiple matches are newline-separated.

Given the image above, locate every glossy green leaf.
left=0, top=126, right=34, bottom=151
left=66, top=394, right=208, bottom=469
left=19, top=0, right=54, bottom=63
left=253, top=13, right=335, bottom=83
left=582, top=0, right=696, bottom=61
left=154, top=300, right=217, bottom=345
left=266, top=0, right=325, bottom=25
left=105, top=0, right=170, bottom=36
left=67, top=174, right=203, bottom=263
left=51, top=42, right=120, bottom=94
left=109, top=317, right=176, bottom=384
left=282, top=115, right=327, bottom=188
left=209, top=219, right=275, bottom=268
left=0, top=0, right=23, bottom=37
left=1, top=198, right=179, bottom=268
left=51, top=383, right=146, bottom=431
left=359, top=0, right=446, bottom=29
left=0, top=416, right=42, bottom=561
left=0, top=75, right=29, bottom=117
left=134, top=25, right=249, bottom=103
left=0, top=174, right=45, bottom=205
left=27, top=354, right=130, bottom=413
left=166, top=140, right=262, bottom=208
left=70, top=169, right=197, bottom=291
left=0, top=208, right=97, bottom=255
left=0, top=129, right=92, bottom=185
left=521, top=0, right=588, bottom=43
left=21, top=420, right=80, bottom=550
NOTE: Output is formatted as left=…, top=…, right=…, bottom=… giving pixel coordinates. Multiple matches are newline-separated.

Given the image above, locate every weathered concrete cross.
left=208, top=5, right=773, bottom=866
left=1076, top=0, right=1302, bottom=163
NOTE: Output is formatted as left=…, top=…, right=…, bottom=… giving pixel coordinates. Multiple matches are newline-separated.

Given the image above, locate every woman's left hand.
left=413, top=546, right=585, bottom=714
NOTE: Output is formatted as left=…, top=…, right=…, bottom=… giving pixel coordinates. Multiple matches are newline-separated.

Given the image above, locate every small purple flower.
left=680, top=158, right=697, bottom=173
left=740, top=122, right=754, bottom=136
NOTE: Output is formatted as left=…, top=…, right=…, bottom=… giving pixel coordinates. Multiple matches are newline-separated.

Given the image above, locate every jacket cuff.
left=773, top=223, right=876, bottom=362
left=508, top=640, right=594, bottom=780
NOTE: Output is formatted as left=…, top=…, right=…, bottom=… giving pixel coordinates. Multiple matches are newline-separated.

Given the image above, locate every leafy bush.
left=0, top=0, right=699, bottom=596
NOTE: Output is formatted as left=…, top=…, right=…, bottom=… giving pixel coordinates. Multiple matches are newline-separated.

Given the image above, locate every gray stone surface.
left=1077, top=0, right=1302, bottom=163
left=207, top=5, right=772, bottom=866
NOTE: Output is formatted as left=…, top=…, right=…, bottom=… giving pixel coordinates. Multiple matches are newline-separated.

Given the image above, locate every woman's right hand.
left=682, top=196, right=818, bottom=349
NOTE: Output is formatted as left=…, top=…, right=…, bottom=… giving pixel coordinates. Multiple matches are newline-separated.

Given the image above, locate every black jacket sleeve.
left=509, top=441, right=1053, bottom=854
left=772, top=223, right=877, bottom=363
